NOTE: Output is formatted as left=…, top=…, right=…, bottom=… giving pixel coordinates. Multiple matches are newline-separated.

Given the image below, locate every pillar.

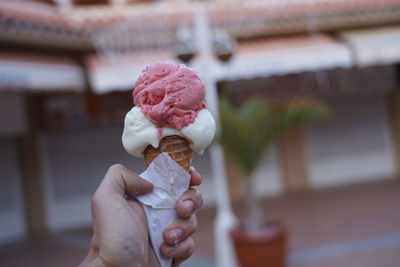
left=278, top=125, right=310, bottom=192
left=19, top=93, right=48, bottom=235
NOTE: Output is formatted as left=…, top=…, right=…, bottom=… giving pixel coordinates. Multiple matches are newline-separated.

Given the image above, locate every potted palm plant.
left=219, top=97, right=326, bottom=267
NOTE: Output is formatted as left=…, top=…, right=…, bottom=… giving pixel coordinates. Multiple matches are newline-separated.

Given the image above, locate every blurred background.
left=1, top=0, right=400, bottom=266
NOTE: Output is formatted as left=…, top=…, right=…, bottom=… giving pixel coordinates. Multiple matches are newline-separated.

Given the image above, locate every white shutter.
left=41, top=126, right=146, bottom=231
left=306, top=94, right=395, bottom=188
left=0, top=139, right=26, bottom=244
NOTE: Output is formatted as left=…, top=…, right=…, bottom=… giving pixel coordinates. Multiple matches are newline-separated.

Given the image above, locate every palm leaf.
left=219, top=97, right=327, bottom=177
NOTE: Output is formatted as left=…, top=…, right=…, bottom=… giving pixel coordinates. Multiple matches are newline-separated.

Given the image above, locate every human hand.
left=79, top=164, right=203, bottom=267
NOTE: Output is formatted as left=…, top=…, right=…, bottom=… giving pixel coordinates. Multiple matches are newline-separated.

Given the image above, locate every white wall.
left=305, top=94, right=395, bottom=188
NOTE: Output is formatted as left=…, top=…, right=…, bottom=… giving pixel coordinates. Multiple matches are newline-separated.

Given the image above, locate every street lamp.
left=174, top=25, right=197, bottom=64
left=213, top=30, right=235, bottom=63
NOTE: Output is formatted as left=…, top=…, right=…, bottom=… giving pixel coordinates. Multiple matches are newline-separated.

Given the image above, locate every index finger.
left=97, top=164, right=153, bottom=197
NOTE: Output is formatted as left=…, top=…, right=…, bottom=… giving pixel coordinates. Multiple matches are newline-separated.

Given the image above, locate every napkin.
left=137, top=152, right=191, bottom=267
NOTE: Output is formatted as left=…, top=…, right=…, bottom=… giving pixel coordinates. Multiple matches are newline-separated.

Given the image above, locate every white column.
left=193, top=5, right=238, bottom=267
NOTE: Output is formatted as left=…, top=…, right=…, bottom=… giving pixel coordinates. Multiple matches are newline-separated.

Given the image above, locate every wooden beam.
left=18, top=93, right=48, bottom=235
left=278, top=125, right=310, bottom=193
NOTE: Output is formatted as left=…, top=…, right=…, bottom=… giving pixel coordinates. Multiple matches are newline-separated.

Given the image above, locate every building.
left=1, top=0, right=400, bottom=247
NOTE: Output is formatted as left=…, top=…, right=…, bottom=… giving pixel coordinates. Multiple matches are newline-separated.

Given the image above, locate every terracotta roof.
left=0, top=1, right=74, bottom=30
left=208, top=0, right=400, bottom=38
left=0, top=1, right=195, bottom=49
left=1, top=0, right=400, bottom=50
left=0, top=1, right=88, bottom=49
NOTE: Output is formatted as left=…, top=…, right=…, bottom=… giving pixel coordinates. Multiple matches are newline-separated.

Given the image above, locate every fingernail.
left=183, top=200, right=194, bottom=214
left=168, top=228, right=183, bottom=244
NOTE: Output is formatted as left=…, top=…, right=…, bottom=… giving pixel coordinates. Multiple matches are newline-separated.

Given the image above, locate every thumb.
left=98, top=164, right=153, bottom=197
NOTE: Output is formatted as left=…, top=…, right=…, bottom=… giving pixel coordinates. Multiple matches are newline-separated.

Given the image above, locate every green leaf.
left=218, top=97, right=327, bottom=177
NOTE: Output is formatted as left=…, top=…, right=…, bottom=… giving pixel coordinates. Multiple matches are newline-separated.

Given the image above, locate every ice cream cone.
left=144, top=135, right=193, bottom=171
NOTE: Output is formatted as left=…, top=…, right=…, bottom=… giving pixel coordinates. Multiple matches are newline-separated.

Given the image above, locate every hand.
left=79, top=164, right=203, bottom=267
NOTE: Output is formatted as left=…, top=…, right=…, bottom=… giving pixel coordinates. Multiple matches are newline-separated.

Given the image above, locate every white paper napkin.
left=136, top=152, right=191, bottom=267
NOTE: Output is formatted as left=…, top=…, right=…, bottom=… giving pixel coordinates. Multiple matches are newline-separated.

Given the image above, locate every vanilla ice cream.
left=122, top=106, right=215, bottom=157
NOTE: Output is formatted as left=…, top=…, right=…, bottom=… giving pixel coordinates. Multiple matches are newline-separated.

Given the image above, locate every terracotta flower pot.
left=231, top=222, right=287, bottom=267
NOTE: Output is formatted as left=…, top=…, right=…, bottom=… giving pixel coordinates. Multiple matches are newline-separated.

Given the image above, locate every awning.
left=339, top=26, right=400, bottom=67
left=89, top=34, right=352, bottom=93
left=215, top=34, right=353, bottom=81
left=87, top=50, right=175, bottom=94
left=0, top=53, right=85, bottom=92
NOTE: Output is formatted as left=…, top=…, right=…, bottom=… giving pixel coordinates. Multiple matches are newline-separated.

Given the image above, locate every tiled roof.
left=208, top=0, right=400, bottom=38
left=1, top=0, right=400, bottom=50
left=0, top=1, right=88, bottom=49
left=0, top=1, right=195, bottom=50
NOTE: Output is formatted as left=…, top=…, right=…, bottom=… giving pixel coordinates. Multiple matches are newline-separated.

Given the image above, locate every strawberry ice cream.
left=133, top=62, right=206, bottom=130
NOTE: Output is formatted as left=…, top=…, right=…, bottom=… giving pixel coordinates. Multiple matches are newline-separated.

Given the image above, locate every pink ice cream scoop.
left=133, top=62, right=206, bottom=130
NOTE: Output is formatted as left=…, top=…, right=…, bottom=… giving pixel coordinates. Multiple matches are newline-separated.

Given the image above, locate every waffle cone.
left=144, top=135, right=193, bottom=171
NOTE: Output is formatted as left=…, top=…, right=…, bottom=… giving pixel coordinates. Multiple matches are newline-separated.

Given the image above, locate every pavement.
left=1, top=178, right=399, bottom=267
